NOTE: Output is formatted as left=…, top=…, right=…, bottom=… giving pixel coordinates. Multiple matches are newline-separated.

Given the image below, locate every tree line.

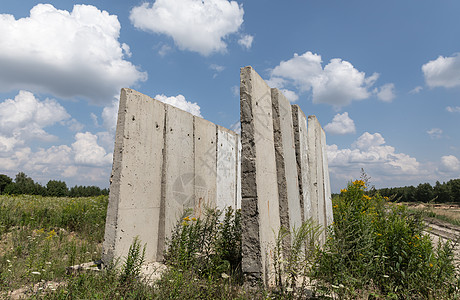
left=374, top=179, right=460, bottom=203
left=0, top=172, right=109, bottom=197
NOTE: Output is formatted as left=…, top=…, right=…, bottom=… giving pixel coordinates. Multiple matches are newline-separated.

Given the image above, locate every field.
left=0, top=195, right=107, bottom=299
left=0, top=188, right=459, bottom=299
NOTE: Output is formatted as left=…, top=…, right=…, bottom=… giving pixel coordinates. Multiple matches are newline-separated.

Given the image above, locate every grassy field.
left=0, top=187, right=459, bottom=299
left=0, top=195, right=107, bottom=298
left=403, top=202, right=460, bottom=226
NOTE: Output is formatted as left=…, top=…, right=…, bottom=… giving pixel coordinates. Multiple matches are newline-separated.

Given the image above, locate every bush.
left=158, top=207, right=243, bottom=299
left=314, top=180, right=459, bottom=298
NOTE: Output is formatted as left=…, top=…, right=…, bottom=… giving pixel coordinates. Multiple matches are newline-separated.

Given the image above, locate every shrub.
left=314, top=179, right=459, bottom=299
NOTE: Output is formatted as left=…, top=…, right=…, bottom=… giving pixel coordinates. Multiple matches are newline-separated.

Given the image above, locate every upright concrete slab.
left=157, top=105, right=195, bottom=258
left=308, top=116, right=326, bottom=243
left=216, top=126, right=238, bottom=211
left=307, top=116, right=319, bottom=228
left=102, top=88, right=165, bottom=263
left=194, top=117, right=217, bottom=218
left=321, top=128, right=334, bottom=226
left=292, top=105, right=311, bottom=222
left=271, top=89, right=302, bottom=234
left=240, top=66, right=280, bottom=285
left=236, top=135, right=242, bottom=210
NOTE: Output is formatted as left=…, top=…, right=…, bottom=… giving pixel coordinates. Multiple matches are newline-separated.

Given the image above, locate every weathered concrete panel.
left=240, top=66, right=280, bottom=285
left=271, top=89, right=302, bottom=234
left=236, top=135, right=242, bottom=210
left=321, top=128, right=334, bottom=226
left=102, top=88, right=165, bottom=263
left=217, top=126, right=238, bottom=211
left=159, top=105, right=195, bottom=257
left=307, top=116, right=319, bottom=228
left=308, top=116, right=326, bottom=243
left=292, top=105, right=311, bottom=222
left=194, top=117, right=217, bottom=218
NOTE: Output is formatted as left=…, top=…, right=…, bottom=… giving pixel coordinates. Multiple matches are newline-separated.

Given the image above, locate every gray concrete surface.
left=240, top=66, right=280, bottom=286
left=194, top=117, right=217, bottom=218
left=321, top=128, right=334, bottom=226
left=292, top=105, right=311, bottom=223
left=272, top=89, right=302, bottom=234
left=217, top=126, right=238, bottom=211
left=102, top=88, right=165, bottom=263
left=103, top=68, right=334, bottom=288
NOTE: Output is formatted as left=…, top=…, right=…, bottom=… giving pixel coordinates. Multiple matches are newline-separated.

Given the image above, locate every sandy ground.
left=424, top=217, right=460, bottom=272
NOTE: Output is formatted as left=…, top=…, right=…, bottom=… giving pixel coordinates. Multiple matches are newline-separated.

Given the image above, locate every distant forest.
left=1, top=171, right=459, bottom=203
left=374, top=179, right=460, bottom=203
left=0, top=172, right=109, bottom=197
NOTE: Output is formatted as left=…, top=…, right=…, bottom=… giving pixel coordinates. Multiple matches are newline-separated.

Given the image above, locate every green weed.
left=313, top=180, right=459, bottom=299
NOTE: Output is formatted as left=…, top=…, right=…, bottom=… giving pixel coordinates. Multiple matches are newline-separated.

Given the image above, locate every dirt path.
left=424, top=217, right=460, bottom=272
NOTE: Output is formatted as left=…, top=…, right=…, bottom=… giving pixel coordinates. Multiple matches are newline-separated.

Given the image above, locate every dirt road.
left=424, top=217, right=460, bottom=272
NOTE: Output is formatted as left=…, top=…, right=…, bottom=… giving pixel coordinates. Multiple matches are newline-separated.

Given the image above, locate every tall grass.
left=0, top=195, right=107, bottom=297
left=313, top=180, right=459, bottom=299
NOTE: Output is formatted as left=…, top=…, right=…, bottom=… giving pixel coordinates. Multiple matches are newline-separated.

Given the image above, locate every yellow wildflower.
left=353, top=180, right=366, bottom=187
left=340, top=189, right=347, bottom=193
left=191, top=217, right=197, bottom=221
left=183, top=216, right=191, bottom=221
left=429, top=263, right=433, bottom=267
left=181, top=221, right=189, bottom=226
left=363, top=195, right=371, bottom=200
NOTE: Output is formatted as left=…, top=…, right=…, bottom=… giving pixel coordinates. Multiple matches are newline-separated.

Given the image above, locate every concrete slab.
left=308, top=116, right=326, bottom=243
left=102, top=88, right=165, bottom=264
left=194, top=117, right=217, bottom=218
left=321, top=128, right=334, bottom=226
left=307, top=116, right=319, bottom=228
left=216, top=126, right=238, bottom=211
left=271, top=89, right=302, bottom=233
left=236, top=135, right=242, bottom=210
left=240, top=66, right=280, bottom=286
left=157, top=104, right=195, bottom=259
left=292, top=105, right=311, bottom=222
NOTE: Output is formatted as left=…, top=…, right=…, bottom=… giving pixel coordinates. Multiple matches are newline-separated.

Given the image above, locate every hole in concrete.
left=256, top=102, right=258, bottom=106
left=132, top=115, right=135, bottom=121
left=155, top=123, right=159, bottom=129
left=170, top=128, right=173, bottom=132
left=198, top=137, right=201, bottom=140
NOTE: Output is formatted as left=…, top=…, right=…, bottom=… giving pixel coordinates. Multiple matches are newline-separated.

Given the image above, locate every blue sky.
left=0, top=0, right=459, bottom=192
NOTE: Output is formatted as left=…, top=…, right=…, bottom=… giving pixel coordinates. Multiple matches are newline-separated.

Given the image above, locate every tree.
left=14, top=172, right=37, bottom=195
left=415, top=183, right=433, bottom=202
left=46, top=180, right=68, bottom=197
left=0, top=174, right=12, bottom=194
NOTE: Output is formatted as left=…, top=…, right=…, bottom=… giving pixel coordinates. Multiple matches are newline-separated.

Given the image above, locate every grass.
left=0, top=195, right=107, bottom=298
left=0, top=186, right=458, bottom=299
left=313, top=180, right=459, bottom=299
left=403, top=202, right=460, bottom=226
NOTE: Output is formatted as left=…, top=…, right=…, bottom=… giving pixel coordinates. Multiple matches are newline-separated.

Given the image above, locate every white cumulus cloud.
left=439, top=155, right=460, bottom=173
left=0, top=91, right=70, bottom=147
left=270, top=51, right=381, bottom=107
left=427, top=128, right=443, bottom=139
left=130, top=0, right=245, bottom=56
left=446, top=106, right=460, bottom=113
left=155, top=94, right=202, bottom=117
left=374, top=83, right=395, bottom=102
left=324, top=112, right=356, bottom=135
left=327, top=132, right=421, bottom=186
left=238, top=34, right=254, bottom=49
left=422, top=53, right=460, bottom=88
left=72, top=132, right=112, bottom=167
left=0, top=4, right=147, bottom=104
